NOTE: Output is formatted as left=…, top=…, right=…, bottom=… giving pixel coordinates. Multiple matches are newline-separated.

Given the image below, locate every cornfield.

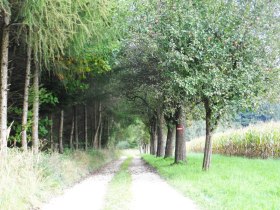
left=187, top=121, right=280, bottom=158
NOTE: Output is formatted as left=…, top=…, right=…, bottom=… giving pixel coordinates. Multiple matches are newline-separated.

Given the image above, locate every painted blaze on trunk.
left=174, top=107, right=186, bottom=163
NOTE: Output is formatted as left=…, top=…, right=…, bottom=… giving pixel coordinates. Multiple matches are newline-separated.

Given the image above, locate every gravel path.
left=129, top=157, right=199, bottom=210
left=42, top=158, right=124, bottom=210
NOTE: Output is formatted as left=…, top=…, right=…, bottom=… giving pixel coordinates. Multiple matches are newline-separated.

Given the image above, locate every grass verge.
left=0, top=149, right=117, bottom=210
left=104, top=157, right=133, bottom=210
left=143, top=153, right=280, bottom=210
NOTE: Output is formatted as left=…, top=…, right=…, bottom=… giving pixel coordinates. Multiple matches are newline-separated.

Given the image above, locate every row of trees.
left=0, top=0, right=121, bottom=155
left=0, top=0, right=279, bottom=171
left=116, top=0, right=280, bottom=170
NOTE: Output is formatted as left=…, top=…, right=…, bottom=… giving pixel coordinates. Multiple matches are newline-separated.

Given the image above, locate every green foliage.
left=111, top=119, right=149, bottom=148
left=143, top=154, right=280, bottom=210
left=188, top=121, right=280, bottom=158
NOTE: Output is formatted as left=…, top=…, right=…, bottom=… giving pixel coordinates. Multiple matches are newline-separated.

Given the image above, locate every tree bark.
left=174, top=106, right=186, bottom=163
left=98, top=119, right=103, bottom=149
left=69, top=107, right=74, bottom=149
left=74, top=105, right=78, bottom=149
left=149, top=117, right=157, bottom=155
left=0, top=11, right=10, bottom=156
left=84, top=105, right=88, bottom=151
left=50, top=113, right=54, bottom=151
left=156, top=109, right=165, bottom=157
left=202, top=99, right=213, bottom=171
left=21, top=40, right=32, bottom=151
left=93, top=102, right=101, bottom=149
left=164, top=124, right=175, bottom=158
left=58, top=109, right=64, bottom=154
left=32, top=61, right=40, bottom=154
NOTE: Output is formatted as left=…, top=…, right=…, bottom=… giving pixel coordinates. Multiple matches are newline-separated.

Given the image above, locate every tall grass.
left=187, top=121, right=280, bottom=158
left=0, top=149, right=117, bottom=210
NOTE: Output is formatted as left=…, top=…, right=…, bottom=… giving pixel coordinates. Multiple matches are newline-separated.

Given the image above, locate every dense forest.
left=0, top=0, right=280, bottom=172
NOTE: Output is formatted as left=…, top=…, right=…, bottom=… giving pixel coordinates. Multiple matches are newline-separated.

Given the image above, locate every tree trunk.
left=84, top=105, right=88, bottom=151
left=69, top=107, right=74, bottom=149
left=93, top=102, right=101, bottom=149
left=174, top=106, right=186, bottom=163
left=58, top=109, right=64, bottom=154
left=98, top=120, right=103, bottom=149
left=50, top=113, right=54, bottom=151
left=149, top=117, right=157, bottom=155
left=202, top=99, right=213, bottom=171
left=21, top=40, right=32, bottom=151
left=0, top=11, right=10, bottom=156
left=164, top=124, right=175, bottom=158
left=156, top=109, right=165, bottom=157
left=74, top=105, right=78, bottom=150
left=32, top=61, right=40, bottom=154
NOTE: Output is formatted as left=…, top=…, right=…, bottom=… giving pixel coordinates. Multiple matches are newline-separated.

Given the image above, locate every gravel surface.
left=41, top=158, right=125, bottom=210
left=41, top=156, right=198, bottom=210
left=129, top=157, right=199, bottom=210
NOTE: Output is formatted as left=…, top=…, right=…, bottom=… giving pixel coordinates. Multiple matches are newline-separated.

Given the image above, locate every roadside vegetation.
left=143, top=154, right=280, bottom=210
left=104, top=157, right=133, bottom=210
left=0, top=149, right=117, bottom=210
left=188, top=121, right=280, bottom=158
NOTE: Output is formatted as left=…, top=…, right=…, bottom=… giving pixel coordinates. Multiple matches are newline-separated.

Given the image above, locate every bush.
left=187, top=121, right=280, bottom=158
left=116, top=141, right=130, bottom=149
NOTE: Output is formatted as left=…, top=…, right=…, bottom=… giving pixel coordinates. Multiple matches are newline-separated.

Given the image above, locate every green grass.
left=104, top=157, right=133, bottom=210
left=143, top=154, right=280, bottom=210
left=0, top=149, right=117, bottom=210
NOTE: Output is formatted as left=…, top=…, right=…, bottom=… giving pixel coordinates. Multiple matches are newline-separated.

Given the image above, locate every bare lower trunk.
left=164, top=124, right=175, bottom=158
left=21, top=40, right=31, bottom=151
left=32, top=61, right=40, bottom=154
left=0, top=12, right=10, bottom=156
left=50, top=113, right=54, bottom=151
left=84, top=105, right=88, bottom=151
left=174, top=106, right=186, bottom=163
left=74, top=106, right=78, bottom=149
left=69, top=107, right=74, bottom=149
left=149, top=117, right=157, bottom=155
left=98, top=120, right=103, bottom=149
left=58, top=109, right=64, bottom=154
left=93, top=102, right=101, bottom=149
left=156, top=110, right=165, bottom=157
left=203, top=99, right=213, bottom=171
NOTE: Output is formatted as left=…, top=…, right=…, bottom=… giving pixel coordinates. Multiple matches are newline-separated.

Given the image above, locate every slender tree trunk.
left=74, top=105, right=78, bottom=150
left=50, top=113, right=54, bottom=151
left=58, top=109, right=64, bottom=154
left=21, top=41, right=32, bottom=151
left=156, top=109, right=165, bottom=157
left=93, top=102, right=101, bottom=149
left=84, top=105, right=88, bottom=151
left=69, top=107, right=74, bottom=149
left=98, top=120, right=103, bottom=149
left=202, top=99, right=213, bottom=171
left=0, top=11, right=10, bottom=156
left=164, top=124, right=175, bottom=158
left=32, top=61, right=40, bottom=154
left=174, top=106, right=186, bottom=163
